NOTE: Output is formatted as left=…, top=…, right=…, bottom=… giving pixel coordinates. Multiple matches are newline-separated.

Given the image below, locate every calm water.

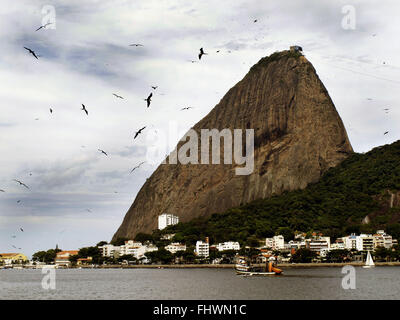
left=0, top=267, right=399, bottom=300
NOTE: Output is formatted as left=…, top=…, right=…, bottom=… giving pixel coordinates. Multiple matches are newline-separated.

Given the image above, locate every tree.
left=96, top=241, right=108, bottom=247
left=134, top=233, right=153, bottom=243
left=111, top=237, right=129, bottom=246
left=290, top=248, right=317, bottom=263
left=277, top=227, right=294, bottom=241
left=146, top=249, right=173, bottom=264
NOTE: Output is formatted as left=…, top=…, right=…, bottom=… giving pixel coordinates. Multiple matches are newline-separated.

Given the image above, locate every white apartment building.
left=165, top=243, right=186, bottom=254
left=99, top=244, right=121, bottom=257
left=119, top=240, right=158, bottom=259
left=330, top=239, right=345, bottom=250
left=216, top=241, right=240, bottom=251
left=158, top=213, right=179, bottom=230
left=373, top=230, right=394, bottom=249
left=195, top=240, right=209, bottom=257
left=265, top=235, right=285, bottom=250
left=305, top=237, right=330, bottom=252
left=360, top=234, right=374, bottom=251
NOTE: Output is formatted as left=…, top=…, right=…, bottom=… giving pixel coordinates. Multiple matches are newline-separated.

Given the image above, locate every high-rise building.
left=158, top=213, right=179, bottom=230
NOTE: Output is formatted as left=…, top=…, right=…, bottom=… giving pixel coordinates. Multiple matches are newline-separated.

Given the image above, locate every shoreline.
left=76, top=261, right=400, bottom=269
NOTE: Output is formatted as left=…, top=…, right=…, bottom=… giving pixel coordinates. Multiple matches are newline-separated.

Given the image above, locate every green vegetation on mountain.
left=160, top=140, right=400, bottom=245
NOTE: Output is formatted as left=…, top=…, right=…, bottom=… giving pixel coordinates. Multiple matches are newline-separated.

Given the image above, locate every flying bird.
left=254, top=19, right=258, bottom=23
left=0, top=189, right=5, bottom=192
left=20, top=228, right=24, bottom=232
left=130, top=161, right=145, bottom=173
left=81, top=104, right=88, bottom=115
left=98, top=149, right=108, bottom=156
left=129, top=44, right=143, bottom=47
left=24, top=47, right=39, bottom=59
left=181, top=107, right=193, bottom=110
left=198, top=47, right=208, bottom=60
left=86, top=209, right=92, bottom=213
left=151, top=86, right=158, bottom=90
left=17, top=200, right=21, bottom=204
left=187, top=60, right=197, bottom=63
left=113, top=93, right=124, bottom=99
left=134, top=126, right=146, bottom=139
left=50, top=108, right=53, bottom=113
left=145, top=93, right=152, bottom=108
left=13, top=179, right=29, bottom=189
left=384, top=131, right=389, bottom=135
left=35, top=22, right=52, bottom=31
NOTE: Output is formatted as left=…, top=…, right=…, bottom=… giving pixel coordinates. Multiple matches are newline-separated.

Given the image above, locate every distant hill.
left=163, top=140, right=400, bottom=244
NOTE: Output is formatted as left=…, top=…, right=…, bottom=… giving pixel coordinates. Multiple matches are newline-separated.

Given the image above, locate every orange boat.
left=235, top=256, right=283, bottom=276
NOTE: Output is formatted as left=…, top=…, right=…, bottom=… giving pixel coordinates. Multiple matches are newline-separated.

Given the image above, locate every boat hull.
left=236, top=270, right=282, bottom=276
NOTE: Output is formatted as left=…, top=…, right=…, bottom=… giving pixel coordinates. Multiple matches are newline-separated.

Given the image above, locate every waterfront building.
left=195, top=239, right=209, bottom=257
left=119, top=240, right=158, bottom=259
left=55, top=250, right=79, bottom=267
left=0, top=253, right=28, bottom=265
left=342, top=234, right=363, bottom=251
left=373, top=230, right=394, bottom=249
left=305, top=236, right=330, bottom=253
left=359, top=234, right=374, bottom=251
left=265, top=235, right=285, bottom=250
left=216, top=241, right=240, bottom=251
left=165, top=243, right=186, bottom=254
left=158, top=213, right=179, bottom=230
left=330, top=238, right=345, bottom=250
left=99, top=244, right=121, bottom=257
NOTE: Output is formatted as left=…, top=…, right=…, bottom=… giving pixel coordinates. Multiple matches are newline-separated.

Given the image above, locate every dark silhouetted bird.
left=129, top=44, right=143, bottom=47
left=35, top=22, right=52, bottom=31
left=145, top=93, right=152, bottom=108
left=134, top=126, right=146, bottom=139
left=17, top=200, right=21, bottom=204
left=13, top=179, right=29, bottom=189
left=81, top=104, right=88, bottom=115
left=20, top=228, right=24, bottom=232
left=98, top=149, right=108, bottom=156
left=181, top=107, right=193, bottom=110
left=151, top=86, right=158, bottom=90
left=198, top=47, right=207, bottom=60
left=24, top=47, right=39, bottom=59
left=384, top=131, right=389, bottom=135
left=254, top=19, right=258, bottom=23
left=113, top=93, right=124, bottom=99
left=50, top=108, right=53, bottom=113
left=130, top=161, right=145, bottom=173
left=0, top=189, right=5, bottom=192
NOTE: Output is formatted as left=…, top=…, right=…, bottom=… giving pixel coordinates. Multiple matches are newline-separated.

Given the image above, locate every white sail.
left=365, top=251, right=375, bottom=266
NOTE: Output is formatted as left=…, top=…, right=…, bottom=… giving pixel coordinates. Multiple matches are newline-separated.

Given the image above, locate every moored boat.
left=235, top=256, right=283, bottom=276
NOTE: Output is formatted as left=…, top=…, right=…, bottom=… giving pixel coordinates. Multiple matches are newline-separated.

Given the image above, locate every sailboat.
left=363, top=251, right=375, bottom=268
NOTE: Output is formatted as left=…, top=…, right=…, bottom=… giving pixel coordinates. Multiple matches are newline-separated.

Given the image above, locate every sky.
left=1, top=0, right=400, bottom=258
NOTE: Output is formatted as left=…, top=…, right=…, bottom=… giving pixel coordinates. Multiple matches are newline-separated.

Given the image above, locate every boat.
left=363, top=251, right=375, bottom=268
left=234, top=256, right=283, bottom=276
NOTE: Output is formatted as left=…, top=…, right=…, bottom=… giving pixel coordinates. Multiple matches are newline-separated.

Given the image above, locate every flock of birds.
left=4, top=16, right=392, bottom=251
left=3, top=17, right=260, bottom=249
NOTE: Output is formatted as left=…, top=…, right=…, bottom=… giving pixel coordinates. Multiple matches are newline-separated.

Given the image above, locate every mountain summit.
left=112, top=49, right=353, bottom=241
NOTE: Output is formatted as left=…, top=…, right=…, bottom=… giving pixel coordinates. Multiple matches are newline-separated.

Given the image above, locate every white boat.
left=363, top=251, right=375, bottom=268
left=234, top=256, right=283, bottom=276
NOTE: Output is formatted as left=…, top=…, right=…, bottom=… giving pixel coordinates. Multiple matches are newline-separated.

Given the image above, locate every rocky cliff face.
left=112, top=50, right=353, bottom=241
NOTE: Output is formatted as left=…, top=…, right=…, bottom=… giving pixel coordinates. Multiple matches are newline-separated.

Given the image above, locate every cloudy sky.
left=1, top=0, right=399, bottom=258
